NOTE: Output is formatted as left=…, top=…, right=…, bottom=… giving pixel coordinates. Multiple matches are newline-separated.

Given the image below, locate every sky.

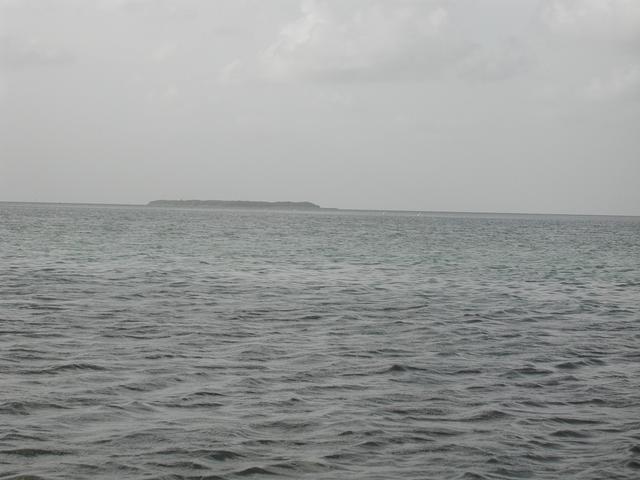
left=1, top=0, right=639, bottom=215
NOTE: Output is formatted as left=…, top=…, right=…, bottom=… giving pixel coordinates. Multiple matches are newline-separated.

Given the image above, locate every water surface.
left=1, top=203, right=639, bottom=479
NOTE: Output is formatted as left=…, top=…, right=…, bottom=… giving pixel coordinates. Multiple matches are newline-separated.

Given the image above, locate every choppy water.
left=1, top=203, right=640, bottom=480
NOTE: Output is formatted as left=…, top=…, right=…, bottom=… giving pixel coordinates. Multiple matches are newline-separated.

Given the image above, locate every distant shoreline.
left=0, top=200, right=638, bottom=217
left=147, top=199, right=324, bottom=210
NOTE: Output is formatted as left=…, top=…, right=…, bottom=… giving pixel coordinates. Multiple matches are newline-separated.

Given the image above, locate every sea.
left=1, top=202, right=639, bottom=480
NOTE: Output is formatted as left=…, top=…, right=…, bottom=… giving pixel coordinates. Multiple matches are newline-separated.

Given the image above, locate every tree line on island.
left=147, top=200, right=323, bottom=210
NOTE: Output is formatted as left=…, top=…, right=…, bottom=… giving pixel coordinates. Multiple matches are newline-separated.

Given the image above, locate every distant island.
left=147, top=200, right=323, bottom=210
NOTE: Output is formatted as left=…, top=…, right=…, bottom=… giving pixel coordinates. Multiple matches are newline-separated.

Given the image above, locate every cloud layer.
left=541, top=0, right=640, bottom=42
left=260, top=0, right=460, bottom=82
left=0, top=35, right=73, bottom=69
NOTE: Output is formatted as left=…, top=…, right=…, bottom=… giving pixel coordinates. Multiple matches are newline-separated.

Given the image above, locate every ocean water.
left=1, top=203, right=639, bottom=480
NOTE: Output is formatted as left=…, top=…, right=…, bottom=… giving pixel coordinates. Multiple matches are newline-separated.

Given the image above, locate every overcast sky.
left=1, top=0, right=639, bottom=214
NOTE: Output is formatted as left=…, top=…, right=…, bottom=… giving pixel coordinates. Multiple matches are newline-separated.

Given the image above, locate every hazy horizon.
left=2, top=198, right=640, bottom=217
left=1, top=0, right=639, bottom=215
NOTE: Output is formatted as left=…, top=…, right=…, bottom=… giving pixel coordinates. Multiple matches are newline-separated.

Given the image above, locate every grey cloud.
left=0, top=35, right=74, bottom=69
left=98, top=0, right=195, bottom=16
left=259, top=0, right=467, bottom=83
left=457, top=38, right=532, bottom=82
left=581, top=63, right=640, bottom=101
left=534, top=0, right=640, bottom=104
left=540, top=0, right=640, bottom=44
left=257, top=1, right=541, bottom=85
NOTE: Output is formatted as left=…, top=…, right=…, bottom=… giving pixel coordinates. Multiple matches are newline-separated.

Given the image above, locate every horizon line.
left=1, top=199, right=638, bottom=218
